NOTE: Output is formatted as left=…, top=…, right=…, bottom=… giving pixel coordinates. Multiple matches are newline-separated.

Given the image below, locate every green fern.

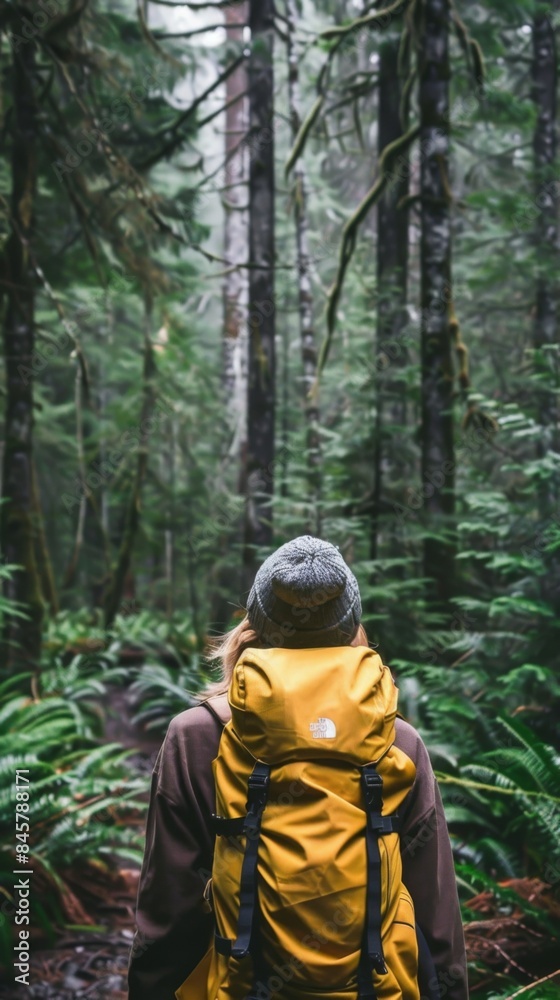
left=0, top=661, right=149, bottom=946
left=130, top=657, right=206, bottom=732
left=437, top=714, right=560, bottom=878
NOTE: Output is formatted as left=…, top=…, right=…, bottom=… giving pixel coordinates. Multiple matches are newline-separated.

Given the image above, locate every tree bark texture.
left=223, top=1, right=250, bottom=463
left=243, top=0, right=276, bottom=581
left=372, top=33, right=410, bottom=561
left=285, top=0, right=322, bottom=532
left=103, top=330, right=157, bottom=628
left=1, top=21, right=44, bottom=669
left=419, top=0, right=456, bottom=604
left=31, top=460, right=59, bottom=617
left=532, top=3, right=558, bottom=516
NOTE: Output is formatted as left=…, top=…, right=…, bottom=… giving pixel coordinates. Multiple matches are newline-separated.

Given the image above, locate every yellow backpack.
left=178, top=646, right=424, bottom=1000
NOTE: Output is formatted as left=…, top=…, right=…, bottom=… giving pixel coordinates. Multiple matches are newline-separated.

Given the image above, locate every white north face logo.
left=309, top=717, right=337, bottom=739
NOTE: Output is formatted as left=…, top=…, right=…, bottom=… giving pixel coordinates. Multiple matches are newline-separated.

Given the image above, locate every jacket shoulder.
left=167, top=698, right=228, bottom=742
left=394, top=717, right=429, bottom=766
left=394, top=717, right=439, bottom=832
left=153, top=701, right=226, bottom=802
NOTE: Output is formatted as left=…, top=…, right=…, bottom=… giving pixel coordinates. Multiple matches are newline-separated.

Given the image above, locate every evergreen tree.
left=532, top=0, right=558, bottom=518
left=1, top=5, right=43, bottom=668
left=243, top=0, right=276, bottom=582
left=418, top=0, right=456, bottom=607
left=372, top=30, right=410, bottom=561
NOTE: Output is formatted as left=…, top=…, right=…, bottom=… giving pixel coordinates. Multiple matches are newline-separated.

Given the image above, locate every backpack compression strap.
left=214, top=757, right=400, bottom=1000
left=213, top=761, right=271, bottom=964
left=358, top=763, right=401, bottom=1000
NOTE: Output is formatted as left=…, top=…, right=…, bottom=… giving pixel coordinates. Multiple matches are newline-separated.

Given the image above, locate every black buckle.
left=243, top=812, right=262, bottom=836
left=248, top=770, right=270, bottom=791
left=244, top=765, right=270, bottom=830
left=369, top=814, right=394, bottom=835
left=362, top=768, right=383, bottom=809
left=372, top=953, right=388, bottom=976
left=246, top=767, right=270, bottom=814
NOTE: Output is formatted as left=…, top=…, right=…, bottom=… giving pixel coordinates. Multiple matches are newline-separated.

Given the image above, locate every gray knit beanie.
left=246, top=535, right=362, bottom=648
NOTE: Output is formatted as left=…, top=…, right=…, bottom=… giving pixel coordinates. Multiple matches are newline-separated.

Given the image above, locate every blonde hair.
left=199, top=616, right=371, bottom=700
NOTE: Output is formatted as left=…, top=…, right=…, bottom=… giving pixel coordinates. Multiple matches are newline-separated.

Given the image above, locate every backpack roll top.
left=228, top=646, right=397, bottom=766
left=203, top=646, right=419, bottom=1000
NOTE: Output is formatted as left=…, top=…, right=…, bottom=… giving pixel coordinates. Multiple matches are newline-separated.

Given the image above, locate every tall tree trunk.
left=285, top=0, right=321, bottom=534
left=372, top=32, right=410, bottom=561
left=0, top=24, right=44, bottom=669
left=103, top=321, right=157, bottom=628
left=532, top=2, right=558, bottom=518
left=63, top=359, right=88, bottom=590
left=165, top=417, right=176, bottom=618
left=31, top=460, right=59, bottom=616
left=418, top=0, right=455, bottom=606
left=243, top=0, right=275, bottom=584
left=223, top=1, right=249, bottom=462
left=212, top=2, right=250, bottom=632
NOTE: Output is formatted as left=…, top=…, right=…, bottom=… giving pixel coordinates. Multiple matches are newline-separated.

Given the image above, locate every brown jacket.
left=128, top=696, right=468, bottom=1000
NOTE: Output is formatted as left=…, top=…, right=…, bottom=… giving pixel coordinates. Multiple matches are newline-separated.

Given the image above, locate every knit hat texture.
left=246, top=535, right=362, bottom=648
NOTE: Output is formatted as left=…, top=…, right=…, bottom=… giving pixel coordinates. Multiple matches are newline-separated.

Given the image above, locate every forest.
left=0, top=0, right=559, bottom=997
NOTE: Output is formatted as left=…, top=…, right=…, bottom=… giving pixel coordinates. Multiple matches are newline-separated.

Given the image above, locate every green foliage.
left=42, top=607, right=204, bottom=668
left=436, top=717, right=560, bottom=877
left=130, top=655, right=209, bottom=733
left=0, top=0, right=559, bottom=994
left=0, top=563, right=29, bottom=625
left=0, top=660, right=146, bottom=966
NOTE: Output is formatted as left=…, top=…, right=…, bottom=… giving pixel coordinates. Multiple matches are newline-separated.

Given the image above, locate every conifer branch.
left=320, top=0, right=410, bottom=41
left=318, top=124, right=420, bottom=377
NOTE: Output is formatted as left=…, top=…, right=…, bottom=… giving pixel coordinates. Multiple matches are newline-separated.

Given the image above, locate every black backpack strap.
left=232, top=761, right=271, bottom=958
left=213, top=760, right=271, bottom=965
left=361, top=764, right=390, bottom=975
left=211, top=815, right=245, bottom=836
left=200, top=696, right=229, bottom=729
left=416, top=923, right=440, bottom=1000
left=357, top=763, right=401, bottom=998
left=357, top=937, right=378, bottom=1000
